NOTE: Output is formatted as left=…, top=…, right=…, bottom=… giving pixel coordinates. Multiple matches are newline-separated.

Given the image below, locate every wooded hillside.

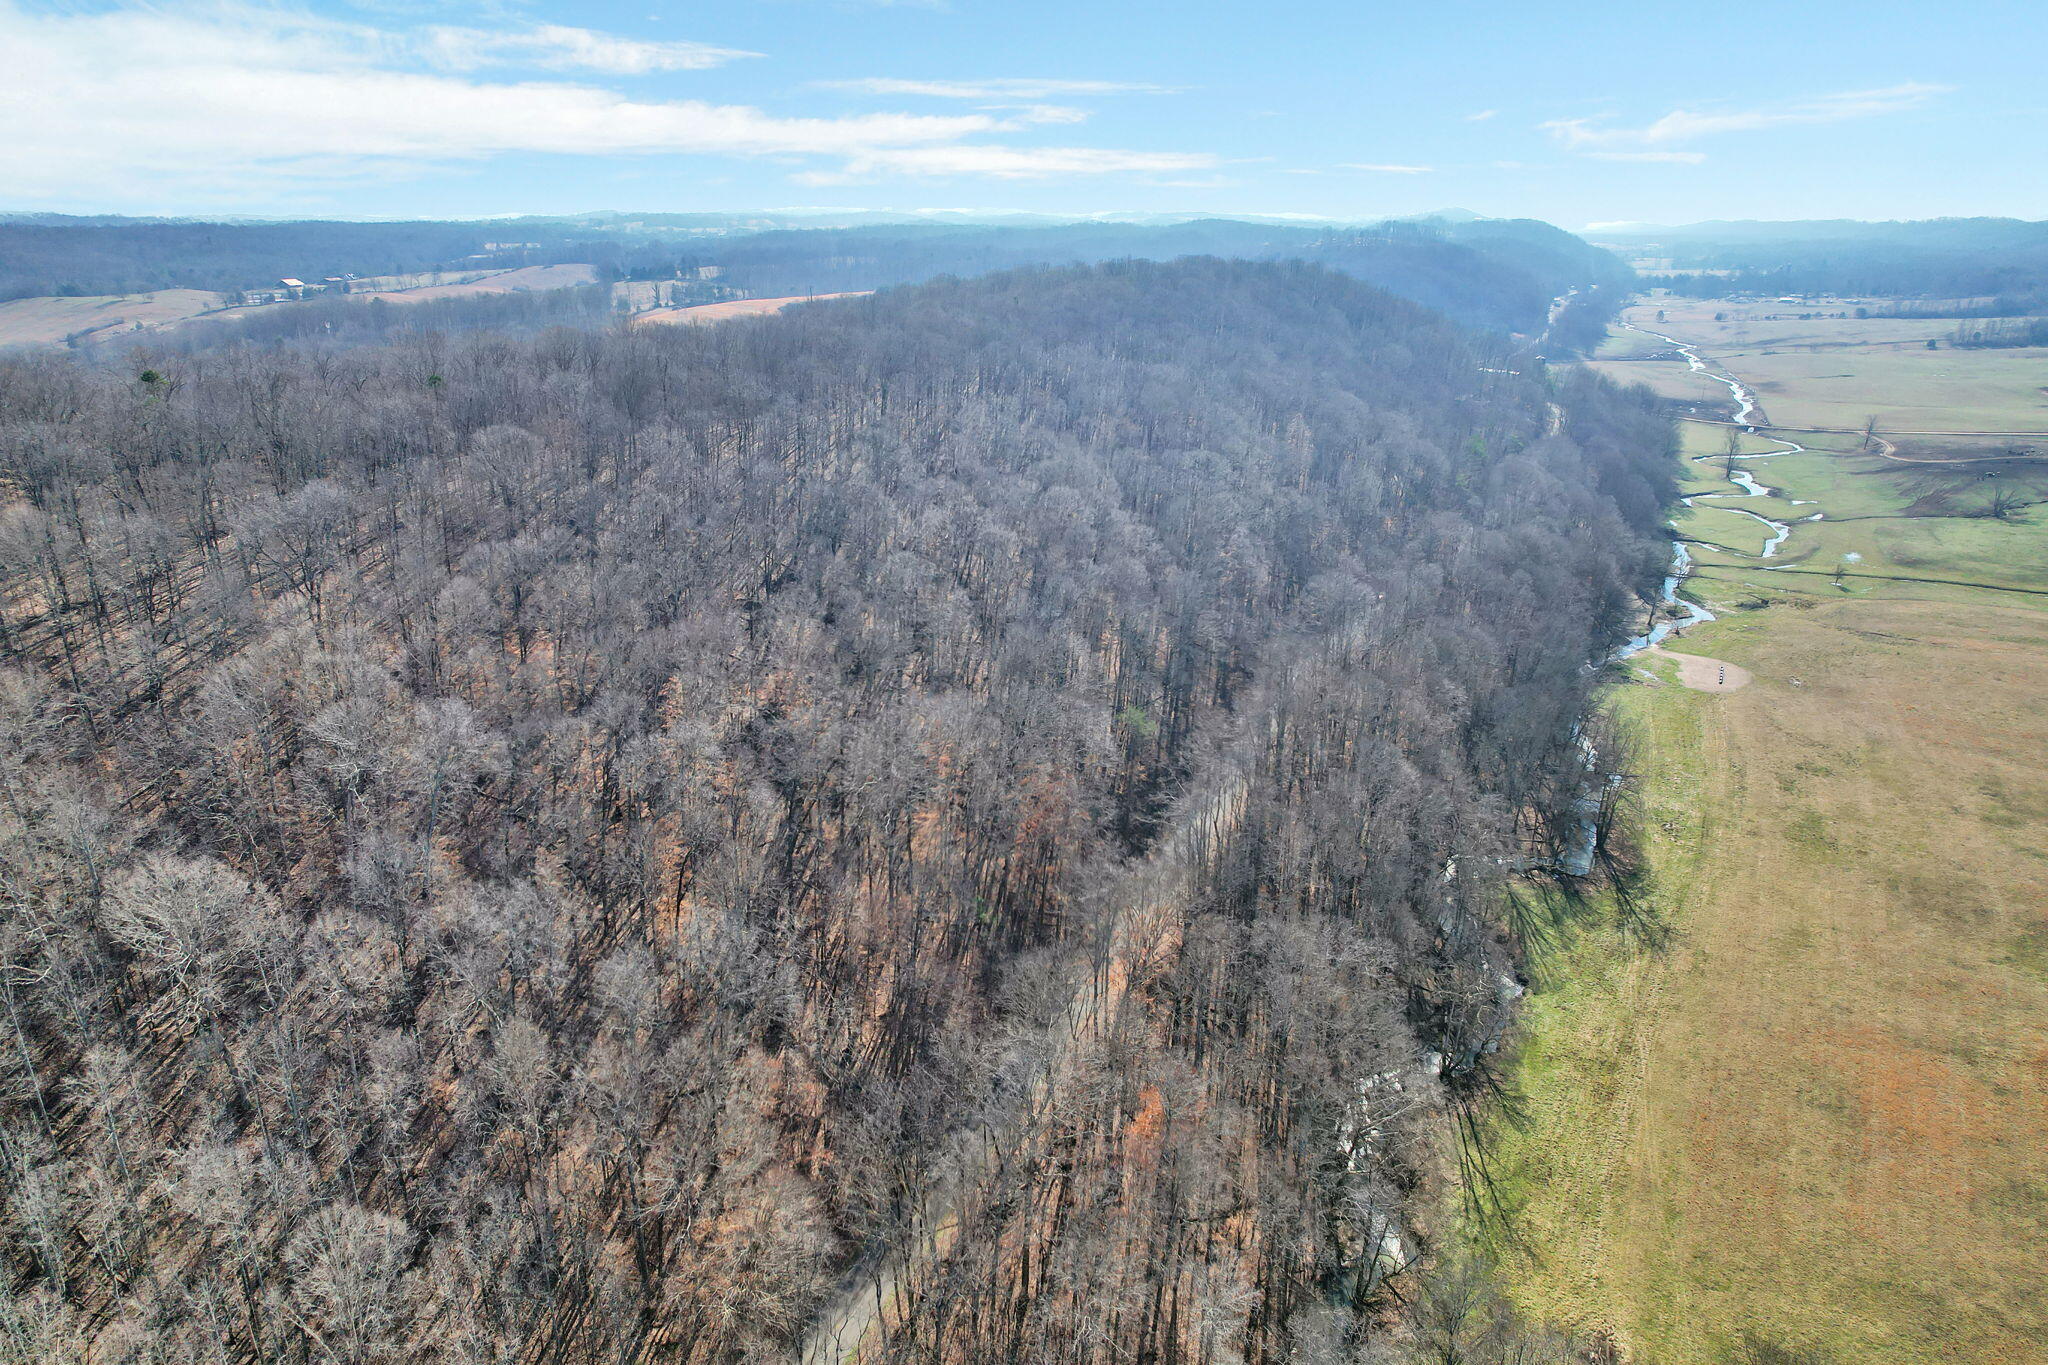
left=615, top=216, right=1632, bottom=336
left=0, top=259, right=1674, bottom=1362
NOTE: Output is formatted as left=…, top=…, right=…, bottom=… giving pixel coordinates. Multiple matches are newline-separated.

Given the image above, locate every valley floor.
left=1493, top=301, right=2048, bottom=1363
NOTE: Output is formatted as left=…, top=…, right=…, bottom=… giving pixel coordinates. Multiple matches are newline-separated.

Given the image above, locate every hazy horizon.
left=11, top=205, right=2046, bottom=236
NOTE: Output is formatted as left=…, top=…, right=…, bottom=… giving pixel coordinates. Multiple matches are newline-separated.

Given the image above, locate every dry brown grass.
left=0, top=288, right=225, bottom=348
left=1503, top=302, right=2048, bottom=1361
left=1497, top=593, right=2048, bottom=1364
left=633, top=293, right=872, bottom=326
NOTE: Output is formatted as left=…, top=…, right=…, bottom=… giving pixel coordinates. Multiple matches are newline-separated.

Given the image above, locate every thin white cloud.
left=1336, top=163, right=1434, bottom=174
left=1588, top=150, right=1707, bottom=164
left=1543, top=82, right=1946, bottom=150
left=1465, top=109, right=1498, bottom=122
left=0, top=4, right=1208, bottom=202
left=985, top=104, right=1093, bottom=127
left=419, top=24, right=759, bottom=74
left=806, top=145, right=1219, bottom=182
left=821, top=78, right=1174, bottom=99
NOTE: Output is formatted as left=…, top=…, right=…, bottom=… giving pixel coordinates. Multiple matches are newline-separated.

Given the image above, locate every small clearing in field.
left=1645, top=647, right=1752, bottom=691
left=633, top=292, right=872, bottom=326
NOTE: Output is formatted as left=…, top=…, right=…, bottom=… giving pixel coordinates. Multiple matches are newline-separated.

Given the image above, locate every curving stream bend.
left=1614, top=322, right=1822, bottom=657
left=1574, top=323, right=1820, bottom=871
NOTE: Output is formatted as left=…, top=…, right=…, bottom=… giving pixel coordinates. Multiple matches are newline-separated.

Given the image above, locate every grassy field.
left=1492, top=299, right=2048, bottom=1363
left=1680, top=440, right=2048, bottom=599
left=1678, top=501, right=1784, bottom=558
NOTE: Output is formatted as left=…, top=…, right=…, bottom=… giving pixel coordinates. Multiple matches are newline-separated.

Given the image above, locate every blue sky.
left=3, top=0, right=2042, bottom=226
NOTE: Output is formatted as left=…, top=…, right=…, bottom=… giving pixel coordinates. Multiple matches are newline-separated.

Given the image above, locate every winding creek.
left=1614, top=322, right=1822, bottom=657
left=1581, top=322, right=1824, bottom=874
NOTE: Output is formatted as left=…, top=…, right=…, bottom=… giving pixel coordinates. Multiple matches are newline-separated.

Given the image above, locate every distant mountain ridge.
left=1, top=207, right=1493, bottom=233
left=1592, top=216, right=2048, bottom=302
left=1593, top=216, right=2048, bottom=247
left=1, top=211, right=1627, bottom=342
left=651, top=215, right=1627, bottom=334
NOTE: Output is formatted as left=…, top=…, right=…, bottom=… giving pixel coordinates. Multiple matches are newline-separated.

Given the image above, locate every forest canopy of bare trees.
left=0, top=258, right=1675, bottom=1362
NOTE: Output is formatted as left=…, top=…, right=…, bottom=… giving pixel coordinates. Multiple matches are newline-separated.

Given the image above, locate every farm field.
left=1609, top=296, right=1953, bottom=353
left=342, top=267, right=501, bottom=292
left=631, top=291, right=871, bottom=325
left=1495, top=300, right=2048, bottom=1364
left=0, top=265, right=606, bottom=349
left=0, top=286, right=223, bottom=348
left=353, top=262, right=599, bottom=302
left=1588, top=298, right=2048, bottom=435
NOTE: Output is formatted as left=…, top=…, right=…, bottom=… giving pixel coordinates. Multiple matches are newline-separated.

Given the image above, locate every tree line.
left=1948, top=315, right=2048, bottom=348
